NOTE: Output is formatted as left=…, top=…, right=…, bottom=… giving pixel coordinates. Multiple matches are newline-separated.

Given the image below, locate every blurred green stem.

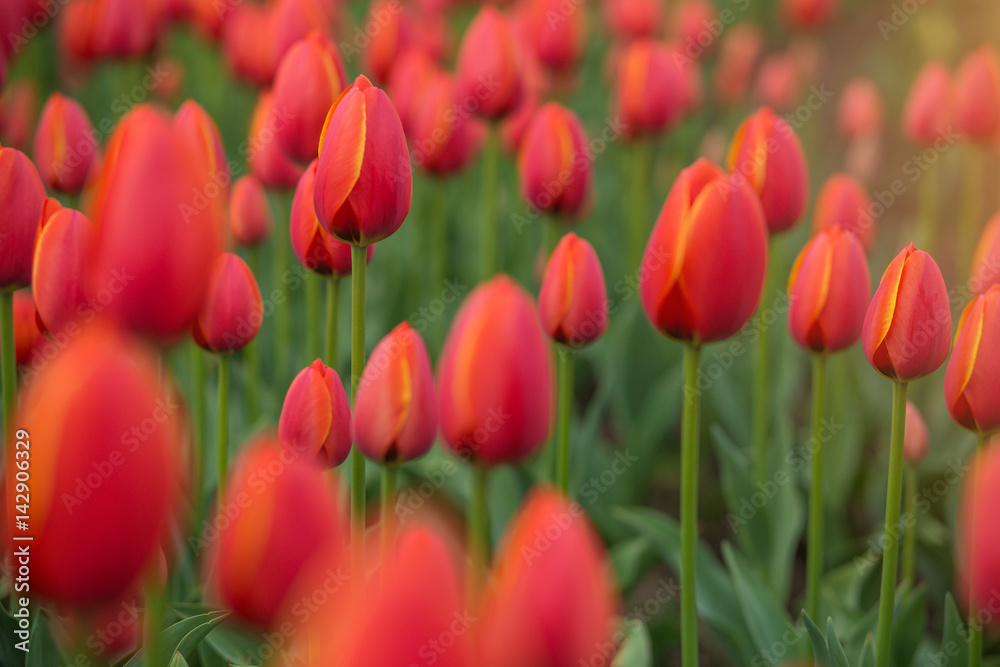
left=480, top=125, right=499, bottom=280
left=245, top=246, right=261, bottom=422
left=144, top=567, right=164, bottom=667
left=681, top=343, right=702, bottom=667
left=555, top=348, right=574, bottom=495
left=191, top=345, right=206, bottom=526
left=431, top=179, right=448, bottom=296
left=306, top=272, right=320, bottom=362
left=350, top=245, right=368, bottom=572
left=753, top=238, right=775, bottom=482
left=628, top=139, right=653, bottom=269
left=381, top=464, right=398, bottom=565
left=468, top=464, right=490, bottom=602
left=901, top=464, right=918, bottom=586
left=960, top=145, right=983, bottom=272
left=805, top=354, right=827, bottom=621
left=2, top=292, right=15, bottom=454
left=874, top=381, right=908, bottom=667
left=216, top=355, right=229, bottom=507
left=274, top=193, right=292, bottom=379
left=969, top=434, right=987, bottom=667
left=325, top=277, right=340, bottom=369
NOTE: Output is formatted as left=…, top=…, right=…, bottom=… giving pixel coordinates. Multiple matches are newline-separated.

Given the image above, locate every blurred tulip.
left=839, top=78, right=885, bottom=140
left=812, top=173, right=875, bottom=250
left=782, top=0, right=836, bottom=28
left=787, top=226, right=871, bottom=353
left=174, top=100, right=229, bottom=223
left=903, top=401, right=929, bottom=463
left=314, top=75, right=412, bottom=245
left=944, top=285, right=1000, bottom=435
left=862, top=244, right=951, bottom=383
left=273, top=31, right=347, bottom=164
left=970, top=212, right=1000, bottom=293
left=32, top=209, right=95, bottom=333
left=87, top=0, right=160, bottom=58
left=438, top=275, right=553, bottom=465
left=385, top=49, right=437, bottom=135
left=615, top=39, right=686, bottom=140
left=603, top=0, right=663, bottom=41
left=753, top=54, right=801, bottom=112
left=455, top=6, right=523, bottom=120
left=539, top=233, right=608, bottom=347
left=354, top=322, right=438, bottom=463
left=955, top=46, right=1000, bottom=142
left=1, top=291, right=44, bottom=368
left=958, top=443, right=1000, bottom=626
left=903, top=61, right=954, bottom=145
left=187, top=0, right=227, bottom=38
left=291, top=161, right=373, bottom=276
left=5, top=324, right=179, bottom=604
left=361, top=0, right=414, bottom=84
left=59, top=0, right=95, bottom=65
left=272, top=0, right=336, bottom=65
left=223, top=4, right=277, bottom=86
left=409, top=71, right=486, bottom=175
left=518, top=103, right=592, bottom=219
left=712, top=23, right=763, bottom=108
left=727, top=106, right=809, bottom=234
left=0, top=147, right=46, bottom=290
left=192, top=253, right=262, bottom=354
left=498, top=47, right=547, bottom=153
left=640, top=158, right=768, bottom=343
left=479, top=488, right=619, bottom=667
left=278, top=359, right=352, bottom=468
left=248, top=91, right=304, bottom=190
left=33, top=93, right=97, bottom=193
left=0, top=80, right=39, bottom=151
left=209, top=437, right=345, bottom=628
left=522, top=0, right=587, bottom=72
left=229, top=175, right=272, bottom=247
left=671, top=0, right=718, bottom=58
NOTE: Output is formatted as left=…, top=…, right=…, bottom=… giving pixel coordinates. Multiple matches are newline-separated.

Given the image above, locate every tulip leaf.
left=123, top=609, right=230, bottom=667
left=858, top=634, right=876, bottom=667
left=892, top=585, right=927, bottom=667
left=0, top=606, right=26, bottom=667
left=610, top=537, right=656, bottom=595
left=939, top=593, right=969, bottom=667
left=611, top=618, right=652, bottom=667
left=167, top=652, right=190, bottom=667
left=25, top=612, right=68, bottom=667
left=827, top=617, right=851, bottom=667
left=800, top=611, right=832, bottom=667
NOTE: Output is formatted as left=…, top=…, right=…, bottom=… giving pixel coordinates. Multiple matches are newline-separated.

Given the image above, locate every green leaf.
left=610, top=537, right=655, bottom=595
left=800, top=611, right=831, bottom=667
left=167, top=652, right=190, bottom=667
left=0, top=606, right=27, bottom=667
left=892, top=585, right=926, bottom=667
left=124, top=609, right=230, bottom=667
left=611, top=618, right=652, bottom=667
left=25, top=612, right=68, bottom=667
left=858, top=634, right=876, bottom=667
left=826, top=617, right=851, bottom=667
left=939, top=593, right=969, bottom=667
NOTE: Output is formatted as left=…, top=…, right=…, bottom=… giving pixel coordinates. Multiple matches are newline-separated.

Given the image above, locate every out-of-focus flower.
left=272, top=0, right=336, bottom=67
left=782, top=0, right=836, bottom=29
left=712, top=23, right=763, bottom=108
left=521, top=0, right=587, bottom=72
left=603, top=0, right=663, bottom=42
left=812, top=173, right=875, bottom=250
left=903, top=61, right=953, bottom=146
left=970, top=213, right=1000, bottom=293
left=944, top=285, right=1000, bottom=435
left=499, top=46, right=547, bottom=153
left=615, top=39, right=686, bottom=140
left=174, top=100, right=229, bottom=225
left=838, top=78, right=885, bottom=140
left=455, top=6, right=523, bottom=120
left=248, top=91, right=304, bottom=190
left=957, top=442, right=1000, bottom=625
left=0, top=146, right=47, bottom=290
left=386, top=49, right=438, bottom=136
left=753, top=53, right=801, bottom=113
left=32, top=208, right=95, bottom=333
left=517, top=103, right=592, bottom=219
left=192, top=253, right=262, bottom=354
left=409, top=71, right=486, bottom=175
left=903, top=401, right=929, bottom=463
left=0, top=291, right=45, bottom=368
left=87, top=0, right=161, bottom=59
left=670, top=0, right=718, bottom=58
left=539, top=233, right=608, bottom=347
left=33, top=93, right=97, bottom=193
left=955, top=46, right=1000, bottom=142
left=278, top=359, right=352, bottom=468
left=229, top=175, right=272, bottom=247
left=223, top=4, right=277, bottom=86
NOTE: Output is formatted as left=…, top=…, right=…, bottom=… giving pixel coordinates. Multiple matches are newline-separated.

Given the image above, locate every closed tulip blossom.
left=754, top=54, right=801, bottom=113
left=727, top=106, right=810, bottom=233
left=229, top=175, right=272, bottom=247
left=522, top=0, right=587, bottom=72
left=174, top=100, right=229, bottom=227
left=838, top=78, right=885, bottom=140
left=615, top=39, right=686, bottom=140
left=955, top=46, right=1000, bottom=142
left=518, top=103, right=592, bottom=220
left=33, top=92, right=97, bottom=193
left=223, top=4, right=279, bottom=86
left=944, top=285, right=1000, bottom=435
left=278, top=359, right=352, bottom=468
left=385, top=49, right=437, bottom=135
left=539, top=233, right=608, bottom=348
left=603, top=0, right=663, bottom=41
left=811, top=174, right=875, bottom=250
left=958, top=443, right=1000, bottom=632
left=455, top=6, right=523, bottom=120
left=712, top=24, right=764, bottom=108
left=192, top=253, right=262, bottom=355
left=903, top=62, right=954, bottom=145
left=86, top=0, right=160, bottom=59
left=970, top=213, right=1000, bottom=292
left=31, top=208, right=95, bottom=333
left=0, top=147, right=46, bottom=291
left=248, top=91, right=304, bottom=190
left=409, top=71, right=486, bottom=175
left=2, top=290, right=45, bottom=368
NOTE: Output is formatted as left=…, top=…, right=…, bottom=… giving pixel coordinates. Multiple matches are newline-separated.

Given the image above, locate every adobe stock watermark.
left=878, top=0, right=932, bottom=40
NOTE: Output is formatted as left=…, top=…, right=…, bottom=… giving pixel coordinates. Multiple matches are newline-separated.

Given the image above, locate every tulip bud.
left=4, top=324, right=180, bottom=604
left=753, top=54, right=801, bottom=113
left=603, top=0, right=663, bottom=41
left=386, top=49, right=438, bottom=135
left=782, top=0, right=836, bottom=29
left=33, top=93, right=97, bottom=193
left=1, top=291, right=44, bottom=368
left=957, top=442, right=1000, bottom=625
left=615, top=39, right=686, bottom=140
left=943, top=285, right=1000, bottom=434
left=223, top=4, right=278, bottom=86
left=787, top=226, right=871, bottom=353
left=523, top=0, right=587, bottom=72
left=438, top=275, right=553, bottom=465
left=192, top=253, right=262, bottom=354
left=291, top=161, right=374, bottom=277
left=480, top=488, right=619, bottom=667
left=273, top=31, right=347, bottom=164
left=970, top=213, right=1000, bottom=293
left=727, top=106, right=809, bottom=234
left=32, top=209, right=95, bottom=333
left=361, top=0, right=416, bottom=84
left=862, top=244, right=951, bottom=382
left=174, top=100, right=229, bottom=225
left=455, top=6, right=523, bottom=120
left=903, top=401, right=929, bottom=463
left=517, top=103, right=592, bottom=219
left=671, top=0, right=718, bottom=58
left=278, top=359, right=352, bottom=468
left=229, top=175, right=272, bottom=247
left=314, top=75, right=412, bottom=245
left=955, top=46, right=1000, bottom=142
left=640, top=158, right=768, bottom=344
left=248, top=91, right=304, bottom=190
left=208, top=437, right=345, bottom=629
left=903, top=61, right=954, bottom=146
left=0, top=147, right=46, bottom=290
left=409, top=71, right=486, bottom=175
left=87, top=0, right=160, bottom=59
left=354, top=322, right=438, bottom=463
left=812, top=173, right=875, bottom=250
left=711, top=24, right=763, bottom=109
left=539, top=233, right=608, bottom=347
left=272, top=0, right=335, bottom=66
left=838, top=78, right=884, bottom=140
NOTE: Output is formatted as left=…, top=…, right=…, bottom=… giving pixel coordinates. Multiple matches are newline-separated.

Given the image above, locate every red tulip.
left=727, top=106, right=809, bottom=234
left=88, top=106, right=223, bottom=344
left=615, top=39, right=686, bottom=140
left=229, top=175, right=272, bottom=247
left=455, top=6, right=523, bottom=120
left=314, top=75, right=412, bottom=245
left=0, top=80, right=38, bottom=150
left=518, top=103, right=592, bottom=219
left=640, top=158, right=768, bottom=343
left=291, top=160, right=374, bottom=276
left=712, top=23, right=764, bottom=108
left=248, top=91, right=304, bottom=190
left=33, top=93, right=98, bottom=193
left=812, top=173, right=875, bottom=250
left=223, top=4, right=278, bottom=86
left=498, top=47, right=547, bottom=154
left=479, top=488, right=619, bottom=667
left=838, top=78, right=884, bottom=140
left=0, top=290, right=44, bottom=368
left=539, top=233, right=608, bottom=347
left=438, top=275, right=553, bottom=465
left=782, top=0, right=836, bottom=29
left=187, top=0, right=227, bottom=38
left=4, top=323, right=179, bottom=605
left=408, top=71, right=486, bottom=175
left=943, top=285, right=1000, bottom=434
left=278, top=359, right=352, bottom=468
left=273, top=31, right=347, bottom=164
left=955, top=46, right=1000, bottom=142
left=522, top=0, right=587, bottom=72
left=354, top=322, right=438, bottom=463
left=174, top=100, right=229, bottom=224
left=957, top=442, right=1000, bottom=624
left=753, top=54, right=801, bottom=113
left=671, top=0, right=718, bottom=58
left=385, top=49, right=438, bottom=135
left=272, top=0, right=336, bottom=66
left=903, top=61, right=954, bottom=146
left=208, top=437, right=345, bottom=629
left=87, top=0, right=160, bottom=58
left=787, top=226, right=871, bottom=353
left=603, top=0, right=663, bottom=41
left=903, top=401, right=929, bottom=463
left=32, top=208, right=95, bottom=333
left=360, top=0, right=418, bottom=84
left=861, top=244, right=951, bottom=382
left=0, top=146, right=46, bottom=290
left=970, top=213, right=1000, bottom=293
left=192, top=253, right=262, bottom=354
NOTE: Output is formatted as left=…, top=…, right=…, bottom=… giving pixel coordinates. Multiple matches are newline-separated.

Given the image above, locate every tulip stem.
left=191, top=345, right=206, bottom=526
left=555, top=348, right=574, bottom=495
left=325, top=277, right=340, bottom=369
left=431, top=178, right=448, bottom=300
left=960, top=145, right=983, bottom=272
left=245, top=246, right=261, bottom=423
left=275, top=193, right=292, bottom=381
left=381, top=464, right=398, bottom=564
left=144, top=566, right=164, bottom=667
left=306, top=272, right=320, bottom=362
left=468, top=463, right=490, bottom=601
left=874, top=380, right=909, bottom=667
left=680, top=343, right=702, bottom=667
left=217, top=355, right=230, bottom=507
left=1, top=291, right=16, bottom=454
left=900, top=464, right=918, bottom=586
left=627, top=138, right=653, bottom=269
left=805, top=353, right=827, bottom=621
left=969, top=434, right=988, bottom=667
left=480, top=124, right=499, bottom=280
left=350, top=245, right=368, bottom=573
left=753, top=240, right=775, bottom=483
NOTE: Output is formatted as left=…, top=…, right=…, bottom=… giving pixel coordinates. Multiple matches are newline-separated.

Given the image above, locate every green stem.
left=245, top=246, right=260, bottom=423
left=628, top=138, right=653, bottom=269
left=274, top=193, right=292, bottom=380
left=480, top=124, right=499, bottom=280
left=874, top=381, right=909, bottom=667
left=325, top=277, right=340, bottom=369
left=191, top=345, right=206, bottom=527
left=805, top=354, right=827, bottom=621
left=901, top=464, right=918, bottom=586
left=468, top=464, right=489, bottom=602
left=555, top=348, right=573, bottom=495
left=216, top=355, right=229, bottom=508
left=969, top=434, right=988, bottom=667
left=960, top=145, right=983, bottom=273
left=306, top=271, right=320, bottom=362
left=350, top=245, right=368, bottom=568
left=1, top=291, right=16, bottom=454
left=680, top=343, right=702, bottom=667
left=430, top=178, right=448, bottom=298
left=144, top=567, right=164, bottom=667
left=381, top=464, right=398, bottom=564
left=753, top=239, right=776, bottom=482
